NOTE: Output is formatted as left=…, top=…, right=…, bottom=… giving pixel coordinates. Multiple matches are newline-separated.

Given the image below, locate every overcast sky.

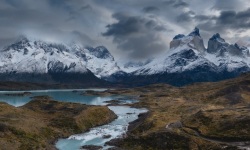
left=1, top=0, right=250, bottom=60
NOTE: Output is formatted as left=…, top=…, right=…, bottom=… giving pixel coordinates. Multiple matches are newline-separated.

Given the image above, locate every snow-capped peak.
left=0, top=38, right=121, bottom=78
left=207, top=33, right=250, bottom=57
left=85, top=46, right=114, bottom=60
left=209, top=33, right=226, bottom=43
left=4, top=36, right=31, bottom=52
left=188, top=27, right=200, bottom=37
left=1, top=28, right=250, bottom=86
left=129, top=28, right=250, bottom=82
left=0, top=38, right=89, bottom=74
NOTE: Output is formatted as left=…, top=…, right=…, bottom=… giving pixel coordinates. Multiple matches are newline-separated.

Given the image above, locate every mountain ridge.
left=112, top=28, right=250, bottom=86
left=0, top=28, right=250, bottom=86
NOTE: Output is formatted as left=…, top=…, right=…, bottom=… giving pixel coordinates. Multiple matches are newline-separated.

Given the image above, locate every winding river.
left=0, top=89, right=147, bottom=150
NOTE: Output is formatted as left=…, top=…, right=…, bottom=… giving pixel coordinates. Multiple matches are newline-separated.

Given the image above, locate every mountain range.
left=0, top=28, right=249, bottom=86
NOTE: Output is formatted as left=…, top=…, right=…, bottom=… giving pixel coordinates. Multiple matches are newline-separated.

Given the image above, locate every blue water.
left=56, top=106, right=147, bottom=150
left=0, top=89, right=146, bottom=150
left=0, top=89, right=133, bottom=107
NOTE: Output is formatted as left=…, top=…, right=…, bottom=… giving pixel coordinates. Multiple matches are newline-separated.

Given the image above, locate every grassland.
left=0, top=96, right=117, bottom=150
left=89, top=73, right=250, bottom=150
left=0, top=73, right=250, bottom=150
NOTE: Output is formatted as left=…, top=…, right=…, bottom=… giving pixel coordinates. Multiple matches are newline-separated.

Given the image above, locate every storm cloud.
left=194, top=8, right=250, bottom=39
left=142, top=6, right=159, bottom=13
left=0, top=0, right=250, bottom=60
left=102, top=13, right=168, bottom=58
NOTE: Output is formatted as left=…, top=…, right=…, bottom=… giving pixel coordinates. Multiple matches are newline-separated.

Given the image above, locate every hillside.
left=0, top=96, right=116, bottom=149
left=91, top=72, right=250, bottom=149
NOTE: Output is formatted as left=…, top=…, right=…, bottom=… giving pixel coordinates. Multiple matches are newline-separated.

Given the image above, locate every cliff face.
left=170, top=27, right=206, bottom=52
left=207, top=33, right=247, bottom=57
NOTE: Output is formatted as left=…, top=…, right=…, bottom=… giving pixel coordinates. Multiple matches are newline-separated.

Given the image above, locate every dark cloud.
left=219, top=9, right=250, bottom=28
left=4, top=0, right=23, bottom=7
left=193, top=7, right=250, bottom=47
left=80, top=4, right=92, bottom=11
left=177, top=12, right=193, bottom=23
left=0, top=0, right=106, bottom=48
left=145, top=20, right=167, bottom=31
left=162, top=0, right=175, bottom=5
left=0, top=0, right=249, bottom=60
left=103, top=12, right=168, bottom=58
left=163, top=0, right=188, bottom=8
left=173, top=1, right=188, bottom=8
left=142, top=6, right=159, bottom=13
left=197, top=8, right=250, bottom=32
left=194, top=15, right=216, bottom=21
left=176, top=11, right=195, bottom=25
left=218, top=10, right=237, bottom=24
left=71, top=31, right=96, bottom=46
left=211, top=0, right=243, bottom=11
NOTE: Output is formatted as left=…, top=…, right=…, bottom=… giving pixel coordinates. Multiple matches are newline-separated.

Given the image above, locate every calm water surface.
left=0, top=89, right=132, bottom=107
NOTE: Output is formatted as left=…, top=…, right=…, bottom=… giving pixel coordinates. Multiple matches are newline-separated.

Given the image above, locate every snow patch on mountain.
left=0, top=27, right=250, bottom=85
left=0, top=38, right=88, bottom=74
left=0, top=37, right=121, bottom=78
left=70, top=44, right=120, bottom=78
left=132, top=28, right=250, bottom=76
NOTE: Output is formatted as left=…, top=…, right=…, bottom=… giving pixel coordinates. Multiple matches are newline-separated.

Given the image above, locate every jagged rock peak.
left=210, top=33, right=220, bottom=40
left=16, top=35, right=30, bottom=43
left=170, top=27, right=205, bottom=52
left=188, top=27, right=200, bottom=37
left=173, top=34, right=185, bottom=40
left=207, top=33, right=249, bottom=57
left=234, top=43, right=240, bottom=49
left=85, top=46, right=113, bottom=59
left=94, top=46, right=109, bottom=52
left=4, top=36, right=31, bottom=51
left=207, top=33, right=227, bottom=54
left=209, top=33, right=226, bottom=43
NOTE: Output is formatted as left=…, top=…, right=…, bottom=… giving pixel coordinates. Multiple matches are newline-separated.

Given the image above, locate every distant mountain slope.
left=0, top=37, right=115, bottom=85
left=114, top=28, right=250, bottom=86
left=0, top=28, right=250, bottom=86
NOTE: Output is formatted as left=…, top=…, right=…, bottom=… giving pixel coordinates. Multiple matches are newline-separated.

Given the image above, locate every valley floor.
left=88, top=73, right=250, bottom=150
left=0, top=73, right=250, bottom=150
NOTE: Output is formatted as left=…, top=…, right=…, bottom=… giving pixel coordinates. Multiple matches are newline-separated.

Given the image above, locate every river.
left=0, top=89, right=147, bottom=150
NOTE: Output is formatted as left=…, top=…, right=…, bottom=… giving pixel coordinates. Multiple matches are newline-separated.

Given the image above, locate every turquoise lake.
left=0, top=89, right=147, bottom=150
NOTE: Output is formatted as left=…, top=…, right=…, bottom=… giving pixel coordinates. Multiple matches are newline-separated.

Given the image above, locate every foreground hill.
left=0, top=96, right=116, bottom=149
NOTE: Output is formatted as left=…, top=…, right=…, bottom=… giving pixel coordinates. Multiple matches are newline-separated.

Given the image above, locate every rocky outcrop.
left=119, top=28, right=250, bottom=86
left=207, top=33, right=249, bottom=57
left=170, top=27, right=206, bottom=53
